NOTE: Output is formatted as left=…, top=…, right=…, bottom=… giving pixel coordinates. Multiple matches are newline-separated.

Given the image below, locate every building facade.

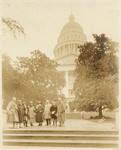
left=54, top=14, right=87, bottom=101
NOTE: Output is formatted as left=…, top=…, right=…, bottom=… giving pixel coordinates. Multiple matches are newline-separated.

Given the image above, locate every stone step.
left=3, top=129, right=118, bottom=135
left=3, top=139, right=118, bottom=148
left=3, top=134, right=118, bottom=140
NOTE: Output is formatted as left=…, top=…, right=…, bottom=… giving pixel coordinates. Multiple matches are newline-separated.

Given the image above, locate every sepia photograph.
left=1, top=0, right=120, bottom=149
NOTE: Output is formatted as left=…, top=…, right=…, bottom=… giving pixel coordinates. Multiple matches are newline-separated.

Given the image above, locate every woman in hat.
left=57, top=98, right=66, bottom=126
left=50, top=101, right=58, bottom=126
left=23, top=102, right=29, bottom=127
left=35, top=101, right=44, bottom=126
left=7, top=97, right=19, bottom=128
left=28, top=101, right=35, bottom=126
left=44, top=100, right=52, bottom=126
left=17, top=100, right=24, bottom=128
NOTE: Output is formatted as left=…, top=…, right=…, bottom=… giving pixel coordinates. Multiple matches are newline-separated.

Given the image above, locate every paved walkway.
left=6, top=119, right=118, bottom=131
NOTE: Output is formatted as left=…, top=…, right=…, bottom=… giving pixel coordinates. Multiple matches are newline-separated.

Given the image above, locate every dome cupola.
left=69, top=14, right=75, bottom=22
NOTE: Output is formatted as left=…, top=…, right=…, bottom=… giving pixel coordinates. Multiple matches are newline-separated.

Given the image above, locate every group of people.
left=6, top=97, right=66, bottom=128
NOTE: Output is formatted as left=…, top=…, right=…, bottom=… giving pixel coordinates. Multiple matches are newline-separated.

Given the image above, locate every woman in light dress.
left=44, top=100, right=52, bottom=126
left=28, top=101, right=35, bottom=126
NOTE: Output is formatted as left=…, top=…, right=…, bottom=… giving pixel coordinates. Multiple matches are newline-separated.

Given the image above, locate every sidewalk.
left=6, top=119, right=118, bottom=131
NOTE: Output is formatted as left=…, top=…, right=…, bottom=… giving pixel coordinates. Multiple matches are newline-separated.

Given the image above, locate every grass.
left=88, top=116, right=116, bottom=123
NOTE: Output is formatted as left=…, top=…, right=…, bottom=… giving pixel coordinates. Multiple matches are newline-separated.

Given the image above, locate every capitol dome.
left=54, top=14, right=86, bottom=58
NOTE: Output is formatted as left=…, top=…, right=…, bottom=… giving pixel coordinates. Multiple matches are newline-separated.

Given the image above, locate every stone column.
left=74, top=44, right=76, bottom=53
left=70, top=44, right=72, bottom=53
left=59, top=48, right=60, bottom=57
left=63, top=45, right=66, bottom=56
left=61, top=47, right=63, bottom=56
left=58, top=49, right=59, bottom=57
left=65, top=71, right=69, bottom=98
left=68, top=44, right=70, bottom=53
left=63, top=45, right=65, bottom=55
left=56, top=50, right=57, bottom=57
left=71, top=44, right=73, bottom=53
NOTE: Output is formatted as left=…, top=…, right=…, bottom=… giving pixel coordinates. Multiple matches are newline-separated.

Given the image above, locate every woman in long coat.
left=17, top=100, right=24, bottom=128
left=44, top=100, right=52, bottom=126
left=57, top=98, right=66, bottom=126
left=35, top=101, right=44, bottom=126
left=28, top=101, right=35, bottom=126
left=7, top=97, right=19, bottom=128
left=50, top=101, right=58, bottom=126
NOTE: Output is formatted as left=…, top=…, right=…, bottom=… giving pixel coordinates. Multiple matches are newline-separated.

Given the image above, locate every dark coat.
left=50, top=105, right=58, bottom=119
left=23, top=106, right=30, bottom=122
left=18, top=104, right=23, bottom=123
left=35, top=104, right=44, bottom=122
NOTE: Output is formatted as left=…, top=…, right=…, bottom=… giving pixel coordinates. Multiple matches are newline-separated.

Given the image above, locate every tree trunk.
left=99, top=105, right=103, bottom=118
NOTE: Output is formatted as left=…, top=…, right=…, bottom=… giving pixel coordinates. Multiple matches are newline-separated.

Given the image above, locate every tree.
left=16, top=50, right=65, bottom=103
left=2, top=54, right=13, bottom=103
left=2, top=50, right=65, bottom=108
left=74, top=34, right=119, bottom=118
left=2, top=17, right=26, bottom=38
left=2, top=54, right=23, bottom=108
left=2, top=17, right=26, bottom=108
left=2, top=54, right=30, bottom=108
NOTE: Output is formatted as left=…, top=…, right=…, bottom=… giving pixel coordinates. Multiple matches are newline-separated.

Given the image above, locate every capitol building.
left=54, top=14, right=87, bottom=101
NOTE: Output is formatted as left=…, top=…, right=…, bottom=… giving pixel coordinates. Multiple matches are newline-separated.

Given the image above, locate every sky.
left=1, top=0, right=121, bottom=60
